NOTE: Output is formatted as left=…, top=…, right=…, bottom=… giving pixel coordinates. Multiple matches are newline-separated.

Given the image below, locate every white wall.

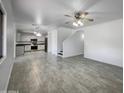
left=84, top=19, right=123, bottom=67
left=51, top=30, right=57, bottom=55
left=16, top=32, right=21, bottom=41
left=0, top=0, right=16, bottom=91
left=48, top=30, right=58, bottom=55
left=48, top=31, right=52, bottom=53
left=57, top=27, right=73, bottom=53
left=63, top=31, right=84, bottom=57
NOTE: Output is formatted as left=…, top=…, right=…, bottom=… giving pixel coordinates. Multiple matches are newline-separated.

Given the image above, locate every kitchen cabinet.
left=38, top=45, right=44, bottom=50
left=16, top=46, right=24, bottom=56
left=25, top=45, right=31, bottom=52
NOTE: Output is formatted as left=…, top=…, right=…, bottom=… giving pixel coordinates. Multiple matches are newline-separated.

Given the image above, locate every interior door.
left=0, top=10, right=3, bottom=58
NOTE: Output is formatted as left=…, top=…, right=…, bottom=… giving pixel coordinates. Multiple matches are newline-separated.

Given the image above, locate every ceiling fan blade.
left=65, top=21, right=70, bottom=24
left=84, top=18, right=94, bottom=21
left=32, top=24, right=37, bottom=26
left=84, top=12, right=89, bottom=15
left=87, top=18, right=94, bottom=21
left=64, top=14, right=73, bottom=17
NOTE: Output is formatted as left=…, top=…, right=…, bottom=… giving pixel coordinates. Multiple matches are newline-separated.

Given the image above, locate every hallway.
left=8, top=52, right=123, bottom=93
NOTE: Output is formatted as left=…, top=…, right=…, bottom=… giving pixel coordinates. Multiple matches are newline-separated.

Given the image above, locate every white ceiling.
left=11, top=0, right=123, bottom=32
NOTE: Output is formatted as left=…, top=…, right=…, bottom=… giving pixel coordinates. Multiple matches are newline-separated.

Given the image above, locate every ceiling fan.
left=64, top=11, right=94, bottom=27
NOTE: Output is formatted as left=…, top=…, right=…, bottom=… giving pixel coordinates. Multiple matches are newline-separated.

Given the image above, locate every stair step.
left=58, top=53, right=63, bottom=55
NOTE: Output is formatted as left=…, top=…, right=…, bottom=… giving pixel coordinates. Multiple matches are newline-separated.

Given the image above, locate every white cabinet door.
left=16, top=46, right=24, bottom=56
left=25, top=45, right=31, bottom=51
left=38, top=45, right=44, bottom=50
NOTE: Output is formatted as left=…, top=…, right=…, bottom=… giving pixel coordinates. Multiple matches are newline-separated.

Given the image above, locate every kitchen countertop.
left=16, top=43, right=45, bottom=46
left=16, top=44, right=31, bottom=46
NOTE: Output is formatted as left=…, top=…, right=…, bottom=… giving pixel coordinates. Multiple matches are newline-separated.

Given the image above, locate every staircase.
left=48, top=27, right=83, bottom=57
left=57, top=29, right=82, bottom=57
left=58, top=50, right=63, bottom=56
left=63, top=30, right=84, bottom=57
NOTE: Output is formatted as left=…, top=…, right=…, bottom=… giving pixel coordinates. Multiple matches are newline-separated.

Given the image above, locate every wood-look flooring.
left=8, top=52, right=123, bottom=93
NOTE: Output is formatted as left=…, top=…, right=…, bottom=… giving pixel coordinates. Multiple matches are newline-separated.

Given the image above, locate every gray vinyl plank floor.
left=8, top=51, right=123, bottom=93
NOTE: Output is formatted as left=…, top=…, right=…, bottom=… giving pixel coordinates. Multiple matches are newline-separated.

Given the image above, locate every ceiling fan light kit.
left=34, top=31, right=42, bottom=37
left=73, top=20, right=84, bottom=27
left=77, top=20, right=84, bottom=26
left=73, top=22, right=78, bottom=27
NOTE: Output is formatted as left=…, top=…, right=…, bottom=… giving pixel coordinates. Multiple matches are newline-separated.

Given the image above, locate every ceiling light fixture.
left=36, top=33, right=41, bottom=37
left=34, top=31, right=41, bottom=37
left=34, top=31, right=37, bottom=35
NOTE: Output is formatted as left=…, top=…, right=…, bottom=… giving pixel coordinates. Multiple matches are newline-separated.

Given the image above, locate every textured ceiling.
left=11, top=0, right=123, bottom=32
